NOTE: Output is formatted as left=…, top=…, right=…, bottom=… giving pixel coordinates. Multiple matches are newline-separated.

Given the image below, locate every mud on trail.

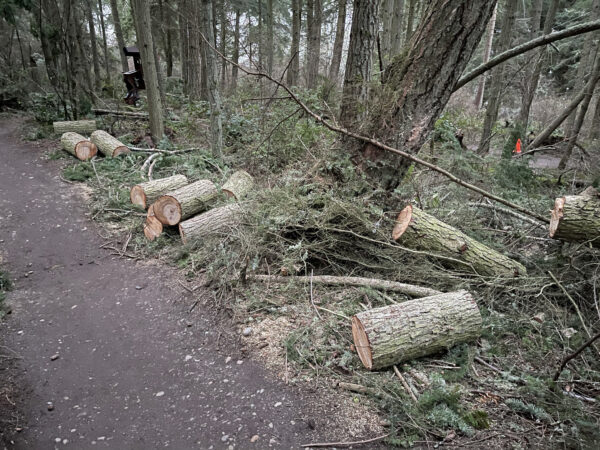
left=0, top=117, right=356, bottom=449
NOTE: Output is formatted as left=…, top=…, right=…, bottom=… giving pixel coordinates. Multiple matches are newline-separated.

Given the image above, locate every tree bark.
left=328, top=0, right=347, bottom=82
left=130, top=174, right=189, bottom=209
left=232, top=8, right=241, bottom=89
left=53, top=120, right=97, bottom=135
left=404, top=0, right=416, bottom=42
left=221, top=170, right=254, bottom=200
left=266, top=0, right=274, bottom=74
left=153, top=180, right=218, bottom=225
left=287, top=0, right=302, bottom=86
left=61, top=132, right=98, bottom=161
left=549, top=187, right=600, bottom=246
left=90, top=130, right=130, bottom=157
left=392, top=205, right=526, bottom=277
left=109, top=0, right=128, bottom=72
left=179, top=203, right=243, bottom=244
left=83, top=1, right=99, bottom=90
left=219, top=0, right=227, bottom=86
left=390, top=0, right=404, bottom=57
left=473, top=4, right=496, bottom=110
left=97, top=0, right=110, bottom=80
left=144, top=204, right=163, bottom=241
left=352, top=290, right=482, bottom=370
left=306, top=0, right=322, bottom=88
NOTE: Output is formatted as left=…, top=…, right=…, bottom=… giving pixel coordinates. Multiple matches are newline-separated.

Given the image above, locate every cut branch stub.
left=352, top=290, right=482, bottom=370
left=60, top=132, right=98, bottom=161
left=90, top=130, right=130, bottom=157
left=153, top=179, right=218, bottom=225
left=53, top=120, right=97, bottom=135
left=179, top=203, right=243, bottom=245
left=549, top=186, right=600, bottom=246
left=143, top=204, right=163, bottom=241
left=221, top=170, right=254, bottom=200
left=130, top=174, right=189, bottom=209
left=392, top=205, right=526, bottom=277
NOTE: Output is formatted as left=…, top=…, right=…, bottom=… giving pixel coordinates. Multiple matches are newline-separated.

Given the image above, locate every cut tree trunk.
left=130, top=174, right=189, bottom=209
left=179, top=203, right=243, bottom=244
left=392, top=205, right=526, bottom=277
left=53, top=120, right=97, bottom=135
left=153, top=179, right=218, bottom=225
left=221, top=170, right=254, bottom=200
left=352, top=290, right=482, bottom=370
left=144, top=204, right=163, bottom=241
left=549, top=187, right=600, bottom=246
left=60, top=132, right=98, bottom=161
left=90, top=130, right=130, bottom=157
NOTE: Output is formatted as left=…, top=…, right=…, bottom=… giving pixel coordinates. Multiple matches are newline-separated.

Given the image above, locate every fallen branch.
left=92, top=108, right=149, bottom=119
left=129, top=146, right=198, bottom=154
left=554, top=329, right=600, bottom=381
left=393, top=365, right=418, bottom=402
left=469, top=202, right=546, bottom=229
left=140, top=153, right=161, bottom=179
left=301, top=434, right=390, bottom=448
left=548, top=271, right=593, bottom=339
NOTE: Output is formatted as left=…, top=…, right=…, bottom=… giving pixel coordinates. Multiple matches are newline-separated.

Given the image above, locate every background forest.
left=2, top=0, right=600, bottom=448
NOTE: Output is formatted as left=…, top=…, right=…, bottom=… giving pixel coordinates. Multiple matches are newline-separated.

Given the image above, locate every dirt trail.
left=0, top=118, right=331, bottom=449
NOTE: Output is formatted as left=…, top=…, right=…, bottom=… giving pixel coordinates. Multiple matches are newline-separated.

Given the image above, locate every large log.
left=179, top=204, right=243, bottom=244
left=130, top=174, right=189, bottom=209
left=392, top=205, right=526, bottom=277
left=143, top=204, right=163, bottom=241
left=60, top=132, right=98, bottom=161
left=222, top=170, right=254, bottom=200
left=90, top=130, right=130, bottom=157
left=549, top=187, right=600, bottom=246
left=153, top=180, right=218, bottom=225
left=352, top=290, right=482, bottom=370
left=53, top=120, right=97, bottom=135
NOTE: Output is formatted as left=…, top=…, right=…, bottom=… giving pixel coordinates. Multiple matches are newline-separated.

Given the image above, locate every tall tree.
left=86, top=0, right=102, bottom=90
left=219, top=0, right=227, bottom=86
left=231, top=7, right=241, bottom=89
left=97, top=0, right=110, bottom=80
left=306, top=0, right=322, bottom=88
left=266, top=0, right=274, bottom=74
left=405, top=0, right=416, bottom=42
left=109, top=0, right=129, bottom=72
left=287, top=0, right=302, bottom=86
left=473, top=3, right=496, bottom=110
left=390, top=0, right=404, bottom=56
left=328, top=0, right=347, bottom=81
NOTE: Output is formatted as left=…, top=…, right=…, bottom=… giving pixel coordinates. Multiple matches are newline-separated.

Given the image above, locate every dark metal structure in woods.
left=122, top=46, right=145, bottom=105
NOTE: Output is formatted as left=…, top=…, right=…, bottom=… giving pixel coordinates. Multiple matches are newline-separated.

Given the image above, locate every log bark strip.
left=53, top=120, right=97, bottom=135
left=549, top=187, right=600, bottom=246
left=130, top=174, right=189, bottom=209
left=221, top=170, right=254, bottom=200
left=352, top=290, right=482, bottom=370
left=248, top=275, right=440, bottom=297
left=60, top=132, right=98, bottom=161
left=90, top=130, right=130, bottom=157
left=392, top=205, right=526, bottom=277
left=153, top=180, right=218, bottom=225
left=143, top=204, right=163, bottom=241
left=179, top=203, right=243, bottom=244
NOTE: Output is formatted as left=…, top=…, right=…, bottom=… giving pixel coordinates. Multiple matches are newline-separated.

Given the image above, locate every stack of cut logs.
left=130, top=170, right=253, bottom=243
left=54, top=120, right=131, bottom=161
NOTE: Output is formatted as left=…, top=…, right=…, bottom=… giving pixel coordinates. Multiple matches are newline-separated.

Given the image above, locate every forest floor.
left=0, top=116, right=377, bottom=449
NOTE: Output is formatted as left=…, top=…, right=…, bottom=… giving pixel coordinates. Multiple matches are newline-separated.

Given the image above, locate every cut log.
left=222, top=170, right=254, bottom=200
left=90, top=130, right=130, bottom=157
left=53, top=120, right=97, bottom=135
left=392, top=205, right=526, bottom=277
left=153, top=180, right=218, bottom=225
left=549, top=186, right=600, bottom=246
left=352, top=290, right=482, bottom=370
left=143, top=204, right=163, bottom=241
left=60, top=132, right=98, bottom=161
left=179, top=204, right=243, bottom=244
left=130, top=174, right=189, bottom=209
left=248, top=275, right=440, bottom=298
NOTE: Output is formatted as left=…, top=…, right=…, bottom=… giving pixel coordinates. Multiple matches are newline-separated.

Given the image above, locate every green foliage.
left=29, top=92, right=63, bottom=124
left=462, top=410, right=491, bottom=430
left=64, top=163, right=94, bottom=181
left=505, top=398, right=552, bottom=422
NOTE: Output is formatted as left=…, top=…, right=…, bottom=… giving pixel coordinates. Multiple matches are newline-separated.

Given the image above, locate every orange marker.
left=514, top=138, right=522, bottom=154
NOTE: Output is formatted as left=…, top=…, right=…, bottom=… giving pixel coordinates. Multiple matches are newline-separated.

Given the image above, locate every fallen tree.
left=352, top=290, right=482, bottom=370
left=53, top=120, right=97, bottom=135
left=60, top=132, right=97, bottom=161
left=179, top=203, right=243, bottom=244
left=392, top=205, right=526, bottom=277
left=90, top=130, right=130, bottom=157
left=130, top=174, right=189, bottom=209
left=143, top=204, right=163, bottom=241
left=222, top=170, right=254, bottom=200
left=92, top=108, right=149, bottom=119
left=549, top=187, right=600, bottom=247
left=153, top=180, right=218, bottom=225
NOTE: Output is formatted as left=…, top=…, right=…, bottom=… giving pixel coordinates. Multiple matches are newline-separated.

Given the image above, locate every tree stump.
left=179, top=204, right=243, bottom=244
left=392, top=205, right=526, bottom=277
left=222, top=170, right=254, bottom=200
left=352, top=290, right=482, bottom=370
left=143, top=204, right=163, bottom=241
left=153, top=180, right=218, bottom=225
left=60, top=132, right=98, bottom=161
left=130, top=174, right=189, bottom=209
left=53, top=120, right=97, bottom=135
left=90, top=130, right=130, bottom=157
left=549, top=186, right=600, bottom=246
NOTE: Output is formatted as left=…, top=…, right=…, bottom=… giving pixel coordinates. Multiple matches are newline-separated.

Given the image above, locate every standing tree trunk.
left=404, top=0, right=416, bottom=42
left=179, top=0, right=189, bottom=92
left=266, top=0, right=274, bottom=74
left=328, top=0, right=347, bottom=81
left=231, top=8, right=241, bottom=89
left=589, top=93, right=600, bottom=140
left=306, top=0, right=322, bottom=88
left=380, top=0, right=394, bottom=61
left=287, top=0, right=302, bottom=86
left=340, top=0, right=381, bottom=127
left=132, top=0, right=164, bottom=142
left=109, top=0, right=128, bottom=73
left=86, top=0, right=102, bottom=91
left=473, top=4, right=496, bottom=110
left=390, top=0, right=404, bottom=57
left=97, top=0, right=110, bottom=81
left=219, top=0, right=227, bottom=86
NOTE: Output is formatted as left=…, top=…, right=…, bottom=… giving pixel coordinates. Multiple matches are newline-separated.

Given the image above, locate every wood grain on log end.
left=144, top=204, right=163, bottom=241
left=75, top=141, right=98, bottom=161
left=154, top=195, right=182, bottom=225
left=352, top=315, right=374, bottom=370
left=130, top=185, right=147, bottom=209
left=549, top=197, right=565, bottom=238
left=392, top=205, right=413, bottom=240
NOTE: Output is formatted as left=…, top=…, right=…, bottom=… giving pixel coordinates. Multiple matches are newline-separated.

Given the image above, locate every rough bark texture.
left=130, top=174, right=189, bottom=209
left=549, top=187, right=600, bottom=247
left=144, top=204, right=163, bottom=241
left=90, top=130, right=130, bottom=157
left=473, top=4, right=496, bottom=110
left=86, top=0, right=101, bottom=91
left=232, top=8, right=241, bottom=89
left=249, top=275, right=440, bottom=297
left=53, top=120, right=97, bottom=135
left=109, top=0, right=128, bottom=72
left=392, top=205, right=526, bottom=277
left=306, top=0, right=322, bottom=88
left=221, top=170, right=254, bottom=200
left=179, top=203, right=243, bottom=244
left=287, top=0, right=302, bottom=86
left=328, top=0, right=347, bottom=81
left=352, top=290, right=482, bottom=370
left=153, top=180, right=218, bottom=225
left=390, top=0, right=404, bottom=57
left=61, top=132, right=98, bottom=161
